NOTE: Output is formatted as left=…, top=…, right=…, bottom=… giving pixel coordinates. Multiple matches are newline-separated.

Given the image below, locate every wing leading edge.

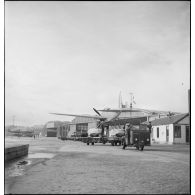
left=49, top=113, right=106, bottom=120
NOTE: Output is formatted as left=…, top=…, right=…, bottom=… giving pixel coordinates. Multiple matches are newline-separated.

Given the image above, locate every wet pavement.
left=4, top=137, right=190, bottom=194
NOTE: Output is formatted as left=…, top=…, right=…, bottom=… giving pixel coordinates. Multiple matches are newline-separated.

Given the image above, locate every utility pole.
left=119, top=91, right=121, bottom=109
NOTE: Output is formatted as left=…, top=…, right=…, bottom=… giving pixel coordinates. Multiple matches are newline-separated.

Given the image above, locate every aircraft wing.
left=98, top=108, right=144, bottom=113
left=49, top=113, right=106, bottom=120
left=133, top=108, right=180, bottom=115
left=108, top=111, right=122, bottom=121
left=98, top=108, right=180, bottom=115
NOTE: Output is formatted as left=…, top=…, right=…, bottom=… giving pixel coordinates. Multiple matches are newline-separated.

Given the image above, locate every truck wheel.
left=115, top=141, right=117, bottom=146
left=119, top=141, right=121, bottom=146
left=91, top=142, right=94, bottom=145
left=111, top=141, right=114, bottom=146
left=123, top=144, right=126, bottom=150
left=136, top=146, right=139, bottom=150
left=140, top=146, right=144, bottom=151
left=87, top=142, right=89, bottom=145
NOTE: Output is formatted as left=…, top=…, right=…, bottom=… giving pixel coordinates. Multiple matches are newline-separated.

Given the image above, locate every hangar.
left=43, top=121, right=64, bottom=137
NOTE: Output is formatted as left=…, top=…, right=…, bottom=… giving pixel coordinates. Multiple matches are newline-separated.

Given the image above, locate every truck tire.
left=136, top=146, right=139, bottom=150
left=91, top=142, right=94, bottom=145
left=87, top=142, right=89, bottom=145
left=140, top=146, right=144, bottom=151
left=115, top=141, right=117, bottom=146
left=123, top=144, right=126, bottom=150
left=111, top=141, right=114, bottom=146
left=119, top=141, right=121, bottom=146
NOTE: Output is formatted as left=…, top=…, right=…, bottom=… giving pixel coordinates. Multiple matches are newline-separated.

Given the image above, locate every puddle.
left=28, top=153, right=55, bottom=159
left=5, top=153, right=55, bottom=178
left=5, top=160, right=31, bottom=177
left=17, top=160, right=29, bottom=165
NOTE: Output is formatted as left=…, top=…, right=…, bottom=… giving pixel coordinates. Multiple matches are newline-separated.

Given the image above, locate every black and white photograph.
left=4, top=1, right=190, bottom=194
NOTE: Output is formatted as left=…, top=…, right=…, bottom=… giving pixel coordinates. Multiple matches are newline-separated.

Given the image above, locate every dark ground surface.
left=5, top=137, right=190, bottom=194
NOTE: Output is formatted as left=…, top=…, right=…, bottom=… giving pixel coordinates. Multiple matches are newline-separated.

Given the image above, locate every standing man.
left=147, top=122, right=152, bottom=134
left=33, top=130, right=35, bottom=139
left=125, top=123, right=131, bottom=145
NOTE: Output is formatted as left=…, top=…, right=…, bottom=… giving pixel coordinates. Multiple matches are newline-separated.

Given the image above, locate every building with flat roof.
left=147, top=113, right=190, bottom=144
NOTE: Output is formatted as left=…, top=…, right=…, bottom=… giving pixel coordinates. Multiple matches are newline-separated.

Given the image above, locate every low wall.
left=5, top=144, right=29, bottom=162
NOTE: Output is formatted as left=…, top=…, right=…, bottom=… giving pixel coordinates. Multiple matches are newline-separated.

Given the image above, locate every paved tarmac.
left=5, top=137, right=190, bottom=194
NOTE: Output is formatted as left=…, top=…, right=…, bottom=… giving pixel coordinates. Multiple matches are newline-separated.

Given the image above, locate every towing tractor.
left=122, top=124, right=151, bottom=151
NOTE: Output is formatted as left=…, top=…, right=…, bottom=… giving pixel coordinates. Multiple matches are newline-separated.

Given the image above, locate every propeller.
left=97, top=121, right=104, bottom=128
left=93, top=108, right=102, bottom=116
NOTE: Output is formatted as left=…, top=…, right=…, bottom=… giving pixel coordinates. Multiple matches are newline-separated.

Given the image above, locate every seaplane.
left=50, top=93, right=180, bottom=144
left=50, top=92, right=180, bottom=136
left=50, top=107, right=151, bottom=138
left=50, top=105, right=180, bottom=137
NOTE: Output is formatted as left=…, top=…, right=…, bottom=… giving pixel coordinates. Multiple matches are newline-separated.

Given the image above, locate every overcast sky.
left=5, top=1, right=190, bottom=126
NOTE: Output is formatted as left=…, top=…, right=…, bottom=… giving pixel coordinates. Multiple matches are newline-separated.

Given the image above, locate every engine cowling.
left=109, top=129, right=125, bottom=137
left=87, top=128, right=102, bottom=137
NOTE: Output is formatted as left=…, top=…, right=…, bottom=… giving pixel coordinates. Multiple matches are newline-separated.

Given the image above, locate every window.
left=157, top=127, right=159, bottom=138
left=174, top=126, right=181, bottom=138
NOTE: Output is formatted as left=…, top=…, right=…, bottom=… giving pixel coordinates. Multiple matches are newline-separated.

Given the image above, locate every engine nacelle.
left=87, top=128, right=102, bottom=137
left=109, top=129, right=125, bottom=137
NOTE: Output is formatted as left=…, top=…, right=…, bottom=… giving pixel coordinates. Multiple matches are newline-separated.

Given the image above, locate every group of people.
left=33, top=133, right=40, bottom=139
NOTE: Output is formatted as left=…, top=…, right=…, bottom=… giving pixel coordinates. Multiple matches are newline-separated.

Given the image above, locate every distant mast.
left=129, top=92, right=133, bottom=117
left=129, top=92, right=133, bottom=110
left=119, top=91, right=124, bottom=108
left=119, top=91, right=122, bottom=109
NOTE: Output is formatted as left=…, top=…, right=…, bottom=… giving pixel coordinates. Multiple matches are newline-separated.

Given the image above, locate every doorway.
left=186, top=126, right=190, bottom=143
left=166, top=126, right=169, bottom=142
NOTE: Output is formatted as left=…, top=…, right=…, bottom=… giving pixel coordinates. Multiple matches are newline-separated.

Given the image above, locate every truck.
left=122, top=124, right=151, bottom=151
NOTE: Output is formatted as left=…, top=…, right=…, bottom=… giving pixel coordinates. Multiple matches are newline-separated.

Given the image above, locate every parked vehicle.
left=122, top=124, right=151, bottom=151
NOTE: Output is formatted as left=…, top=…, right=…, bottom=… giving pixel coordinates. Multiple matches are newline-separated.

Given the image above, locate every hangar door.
left=76, top=123, right=88, bottom=136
